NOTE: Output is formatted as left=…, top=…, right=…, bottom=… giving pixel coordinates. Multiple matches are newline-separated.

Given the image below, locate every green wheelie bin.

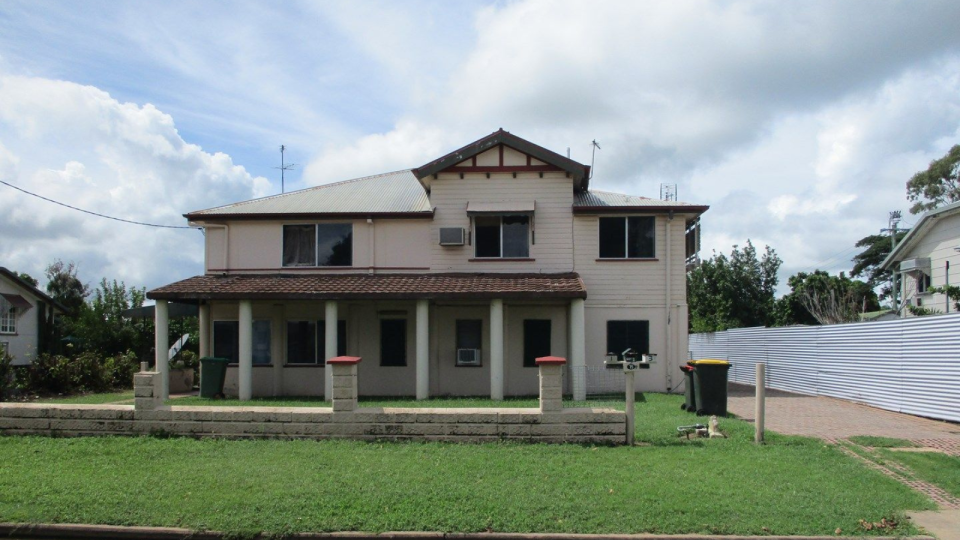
left=689, top=359, right=731, bottom=416
left=680, top=364, right=697, bottom=412
left=199, top=357, right=230, bottom=398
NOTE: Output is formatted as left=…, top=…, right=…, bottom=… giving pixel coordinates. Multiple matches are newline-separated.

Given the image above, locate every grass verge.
left=0, top=394, right=932, bottom=536
left=878, top=449, right=960, bottom=498
left=848, top=436, right=917, bottom=448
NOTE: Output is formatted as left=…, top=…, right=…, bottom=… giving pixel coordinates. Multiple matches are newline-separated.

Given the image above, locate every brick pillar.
left=328, top=356, right=361, bottom=412
left=536, top=356, right=566, bottom=412
left=134, top=371, right=162, bottom=411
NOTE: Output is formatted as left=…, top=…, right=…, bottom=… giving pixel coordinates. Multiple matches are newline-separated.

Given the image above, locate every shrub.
left=16, top=350, right=140, bottom=396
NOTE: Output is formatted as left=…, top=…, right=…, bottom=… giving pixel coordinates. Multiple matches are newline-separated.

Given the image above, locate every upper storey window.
left=475, top=215, right=530, bottom=258
left=598, top=217, right=655, bottom=259
left=282, top=224, right=353, bottom=267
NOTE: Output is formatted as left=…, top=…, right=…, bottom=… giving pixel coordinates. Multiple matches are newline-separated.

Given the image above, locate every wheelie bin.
left=688, top=359, right=731, bottom=416
left=680, top=364, right=696, bottom=411
left=199, top=357, right=230, bottom=398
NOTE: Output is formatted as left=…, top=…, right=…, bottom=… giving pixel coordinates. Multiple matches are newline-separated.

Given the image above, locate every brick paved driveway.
left=727, top=383, right=960, bottom=446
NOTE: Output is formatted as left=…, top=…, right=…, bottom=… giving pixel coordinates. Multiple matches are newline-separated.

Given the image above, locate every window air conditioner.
left=439, top=227, right=466, bottom=246
left=457, top=348, right=481, bottom=366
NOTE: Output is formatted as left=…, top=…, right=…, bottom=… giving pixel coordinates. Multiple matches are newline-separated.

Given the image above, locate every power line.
left=0, top=179, right=194, bottom=230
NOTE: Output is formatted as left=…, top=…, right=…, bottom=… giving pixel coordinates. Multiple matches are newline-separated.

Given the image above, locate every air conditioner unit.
left=457, top=348, right=481, bottom=366
left=900, top=258, right=931, bottom=274
left=439, top=227, right=466, bottom=246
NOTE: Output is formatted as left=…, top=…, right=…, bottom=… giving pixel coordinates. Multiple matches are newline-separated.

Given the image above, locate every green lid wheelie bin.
left=680, top=364, right=697, bottom=412
left=199, top=357, right=230, bottom=398
left=689, top=359, right=731, bottom=416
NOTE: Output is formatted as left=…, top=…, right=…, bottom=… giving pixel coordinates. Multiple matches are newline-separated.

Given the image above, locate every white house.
left=882, top=201, right=960, bottom=316
left=147, top=130, right=708, bottom=400
left=0, top=267, right=66, bottom=365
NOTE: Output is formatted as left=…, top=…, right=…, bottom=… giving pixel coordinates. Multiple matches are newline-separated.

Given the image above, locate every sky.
left=1, top=0, right=959, bottom=297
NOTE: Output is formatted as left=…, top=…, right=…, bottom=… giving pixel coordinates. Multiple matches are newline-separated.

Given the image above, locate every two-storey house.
left=147, top=130, right=708, bottom=400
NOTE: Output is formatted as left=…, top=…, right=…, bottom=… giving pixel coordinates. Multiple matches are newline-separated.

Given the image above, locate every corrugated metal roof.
left=574, top=190, right=705, bottom=208
left=186, top=170, right=432, bottom=218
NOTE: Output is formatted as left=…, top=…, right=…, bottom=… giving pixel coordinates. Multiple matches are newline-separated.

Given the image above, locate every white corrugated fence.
left=689, top=312, right=960, bottom=423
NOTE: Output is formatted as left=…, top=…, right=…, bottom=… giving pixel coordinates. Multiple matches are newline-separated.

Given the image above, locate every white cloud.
left=0, top=73, right=270, bottom=290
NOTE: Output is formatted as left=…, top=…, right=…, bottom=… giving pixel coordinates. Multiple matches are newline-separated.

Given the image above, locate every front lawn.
left=33, top=390, right=135, bottom=405
left=0, top=393, right=932, bottom=536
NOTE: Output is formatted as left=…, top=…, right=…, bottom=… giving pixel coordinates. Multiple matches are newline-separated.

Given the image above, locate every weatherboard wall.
left=899, top=211, right=960, bottom=316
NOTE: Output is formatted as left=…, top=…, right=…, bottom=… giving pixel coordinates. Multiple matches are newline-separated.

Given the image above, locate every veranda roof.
left=147, top=273, right=587, bottom=301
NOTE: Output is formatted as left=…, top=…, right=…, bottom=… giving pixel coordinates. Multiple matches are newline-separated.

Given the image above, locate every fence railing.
left=689, top=312, right=960, bottom=423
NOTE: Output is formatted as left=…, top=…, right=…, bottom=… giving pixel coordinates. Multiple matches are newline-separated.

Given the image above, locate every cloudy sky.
left=1, top=0, right=959, bottom=296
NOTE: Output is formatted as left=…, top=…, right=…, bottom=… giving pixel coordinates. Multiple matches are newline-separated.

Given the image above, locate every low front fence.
left=0, top=356, right=626, bottom=444
left=689, top=312, right=960, bottom=423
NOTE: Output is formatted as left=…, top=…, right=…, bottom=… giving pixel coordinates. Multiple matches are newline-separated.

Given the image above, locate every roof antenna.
left=590, top=139, right=601, bottom=179
left=274, top=145, right=297, bottom=194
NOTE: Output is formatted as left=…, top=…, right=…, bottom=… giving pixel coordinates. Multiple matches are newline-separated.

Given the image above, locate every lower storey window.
left=606, top=320, right=649, bottom=365
left=287, top=320, right=347, bottom=364
left=523, top=319, right=551, bottom=367
left=380, top=319, right=407, bottom=366
left=214, top=320, right=271, bottom=364
left=456, top=319, right=482, bottom=366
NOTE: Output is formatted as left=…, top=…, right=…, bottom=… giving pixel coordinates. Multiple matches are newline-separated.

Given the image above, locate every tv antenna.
left=274, top=145, right=296, bottom=193
left=589, top=139, right=601, bottom=179
left=660, top=183, right=677, bottom=201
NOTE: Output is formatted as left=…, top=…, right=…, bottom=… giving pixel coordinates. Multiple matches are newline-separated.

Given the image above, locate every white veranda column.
left=416, top=299, right=429, bottom=400
left=238, top=300, right=253, bottom=401
left=154, top=300, right=169, bottom=400
left=490, top=299, right=504, bottom=400
left=271, top=304, right=285, bottom=396
left=324, top=301, right=338, bottom=400
left=570, top=298, right=586, bottom=401
left=198, top=303, right=210, bottom=358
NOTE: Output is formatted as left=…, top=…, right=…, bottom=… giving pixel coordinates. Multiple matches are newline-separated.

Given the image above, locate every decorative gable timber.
left=412, top=129, right=591, bottom=191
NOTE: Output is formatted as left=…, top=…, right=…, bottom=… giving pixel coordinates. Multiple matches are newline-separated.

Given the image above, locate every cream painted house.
left=0, top=267, right=66, bottom=365
left=147, top=130, right=708, bottom=400
left=882, top=201, right=960, bottom=316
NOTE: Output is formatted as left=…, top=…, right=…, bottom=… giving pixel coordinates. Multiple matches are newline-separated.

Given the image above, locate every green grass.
left=34, top=390, right=135, bottom=405
left=848, top=436, right=917, bottom=448
left=878, top=449, right=960, bottom=498
left=0, top=393, right=931, bottom=536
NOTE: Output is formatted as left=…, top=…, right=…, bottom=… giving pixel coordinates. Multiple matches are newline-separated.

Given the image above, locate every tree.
left=688, top=241, right=782, bottom=332
left=44, top=260, right=89, bottom=314
left=775, top=271, right=880, bottom=326
left=851, top=231, right=908, bottom=301
left=16, top=272, right=38, bottom=287
left=906, top=145, right=960, bottom=214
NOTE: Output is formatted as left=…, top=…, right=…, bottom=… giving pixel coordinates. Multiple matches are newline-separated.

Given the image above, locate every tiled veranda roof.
left=147, top=273, right=587, bottom=301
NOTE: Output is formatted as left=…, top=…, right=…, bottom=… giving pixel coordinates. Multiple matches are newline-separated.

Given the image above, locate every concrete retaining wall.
left=0, top=404, right=625, bottom=443
left=0, top=355, right=625, bottom=444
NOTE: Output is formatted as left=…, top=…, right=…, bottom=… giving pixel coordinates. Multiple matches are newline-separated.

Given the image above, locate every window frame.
left=281, top=222, right=354, bottom=268
left=598, top=216, right=656, bottom=260
left=605, top=320, right=650, bottom=368
left=522, top=319, right=552, bottom=368
left=285, top=319, right=318, bottom=365
left=455, top=319, right=483, bottom=367
left=473, top=214, right=530, bottom=259
left=379, top=318, right=408, bottom=367
left=213, top=319, right=273, bottom=365
left=0, top=303, right=16, bottom=334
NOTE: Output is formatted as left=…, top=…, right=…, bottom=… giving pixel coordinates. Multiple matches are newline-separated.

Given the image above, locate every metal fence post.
left=625, top=370, right=635, bottom=446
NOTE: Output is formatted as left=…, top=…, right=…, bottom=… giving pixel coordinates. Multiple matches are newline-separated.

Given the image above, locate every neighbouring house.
left=0, top=267, right=67, bottom=365
left=147, top=130, right=708, bottom=400
left=882, top=200, right=960, bottom=316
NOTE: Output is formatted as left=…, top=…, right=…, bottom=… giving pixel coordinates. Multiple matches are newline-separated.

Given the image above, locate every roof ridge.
left=191, top=169, right=415, bottom=214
